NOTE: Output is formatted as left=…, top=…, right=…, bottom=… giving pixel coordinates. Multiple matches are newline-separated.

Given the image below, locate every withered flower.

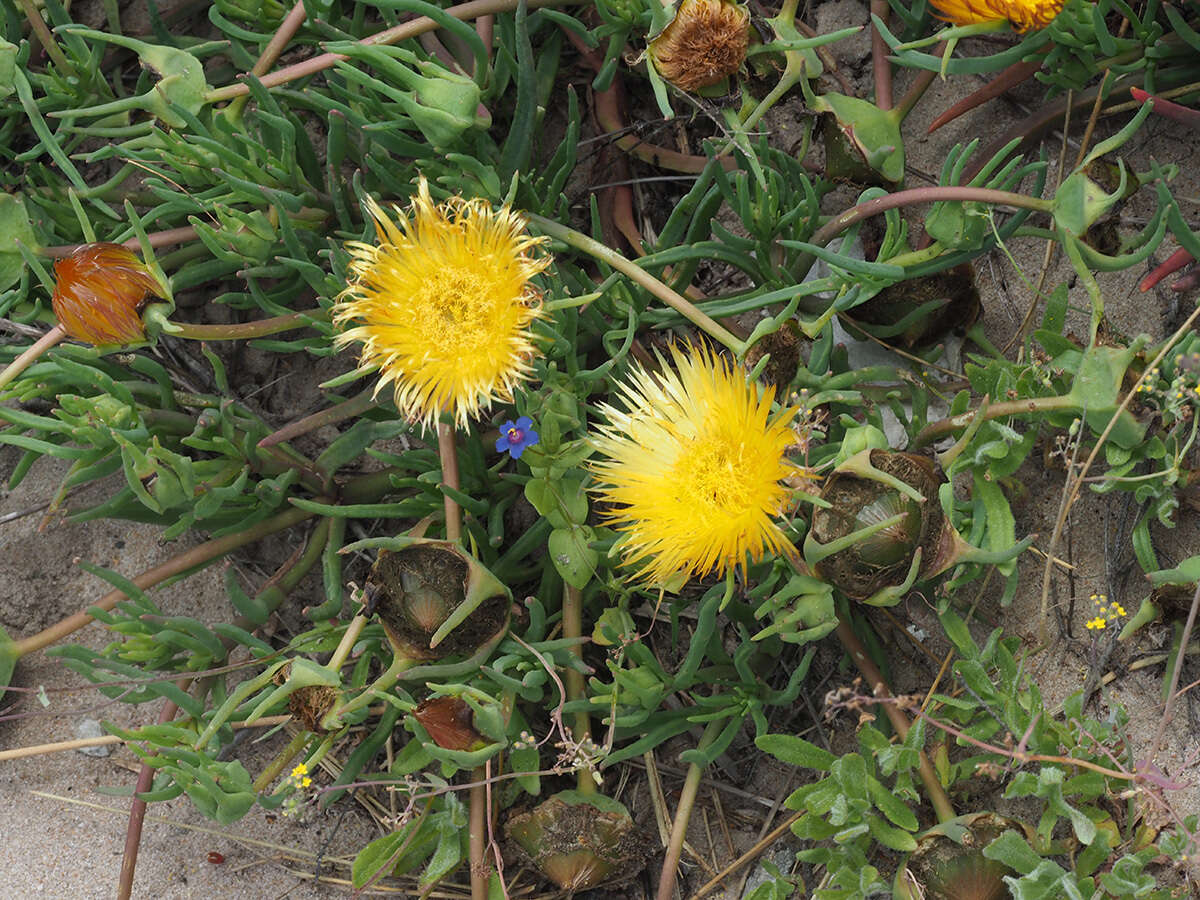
left=52, top=243, right=165, bottom=346
left=413, top=696, right=487, bottom=752
left=648, top=0, right=750, bottom=92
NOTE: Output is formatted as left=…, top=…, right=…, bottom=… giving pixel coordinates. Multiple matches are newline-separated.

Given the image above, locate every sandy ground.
left=3, top=8, right=1200, bottom=898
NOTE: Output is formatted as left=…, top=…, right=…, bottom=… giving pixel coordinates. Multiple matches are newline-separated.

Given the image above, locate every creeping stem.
left=528, top=214, right=748, bottom=356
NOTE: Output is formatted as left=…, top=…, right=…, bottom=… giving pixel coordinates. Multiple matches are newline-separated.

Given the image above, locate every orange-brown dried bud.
left=648, top=0, right=750, bottom=92
left=51, top=243, right=165, bottom=346
left=413, top=696, right=486, bottom=751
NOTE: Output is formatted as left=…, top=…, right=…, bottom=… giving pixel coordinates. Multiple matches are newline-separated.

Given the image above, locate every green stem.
left=527, top=214, right=747, bottom=356
left=327, top=652, right=415, bottom=724
left=656, top=718, right=724, bottom=900
left=0, top=324, right=66, bottom=392
left=205, top=0, right=585, bottom=103
left=252, top=728, right=312, bottom=792
left=892, top=65, right=939, bottom=122
left=15, top=0, right=78, bottom=79
left=913, top=393, right=1077, bottom=448
left=870, top=0, right=893, bottom=110
left=164, top=310, right=325, bottom=341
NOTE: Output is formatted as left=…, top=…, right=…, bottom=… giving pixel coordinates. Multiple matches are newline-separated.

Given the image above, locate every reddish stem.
left=928, top=57, right=1044, bottom=134
left=43, top=227, right=199, bottom=258
left=258, top=387, right=377, bottom=448
left=116, top=698, right=180, bottom=900
left=14, top=505, right=315, bottom=656
left=206, top=0, right=582, bottom=103
left=1130, top=86, right=1200, bottom=130
left=1141, top=247, right=1195, bottom=293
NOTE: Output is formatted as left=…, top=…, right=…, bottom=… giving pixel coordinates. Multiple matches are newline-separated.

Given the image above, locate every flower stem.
left=437, top=420, right=463, bottom=542
left=116, top=698, right=179, bottom=900
left=252, top=728, right=313, bottom=793
left=469, top=766, right=489, bottom=900
left=834, top=615, right=955, bottom=824
left=656, top=717, right=724, bottom=900
left=327, top=652, right=415, bottom=724
left=164, top=310, right=325, bottom=341
left=0, top=324, right=67, bottom=392
left=528, top=214, right=747, bottom=356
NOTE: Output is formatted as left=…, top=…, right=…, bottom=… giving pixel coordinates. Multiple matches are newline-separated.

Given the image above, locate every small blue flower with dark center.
left=496, top=416, right=539, bottom=459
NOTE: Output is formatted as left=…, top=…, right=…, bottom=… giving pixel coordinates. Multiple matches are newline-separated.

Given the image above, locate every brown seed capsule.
left=51, top=243, right=165, bottom=346
left=648, top=0, right=750, bottom=92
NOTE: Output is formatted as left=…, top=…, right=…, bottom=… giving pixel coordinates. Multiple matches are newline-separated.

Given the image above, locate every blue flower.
left=496, top=416, right=539, bottom=459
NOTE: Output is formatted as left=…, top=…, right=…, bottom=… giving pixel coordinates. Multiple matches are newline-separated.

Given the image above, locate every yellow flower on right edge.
left=929, top=0, right=1064, bottom=32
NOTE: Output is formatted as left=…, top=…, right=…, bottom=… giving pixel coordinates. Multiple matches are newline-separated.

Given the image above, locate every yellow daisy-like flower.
left=590, top=344, right=798, bottom=585
left=333, top=179, right=550, bottom=429
left=929, top=0, right=1063, bottom=32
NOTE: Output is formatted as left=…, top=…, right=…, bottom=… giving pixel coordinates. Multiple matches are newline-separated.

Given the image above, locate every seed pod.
left=51, top=243, right=165, bottom=346
left=365, top=539, right=510, bottom=660
left=647, top=0, right=750, bottom=93
left=807, top=450, right=1034, bottom=606
left=808, top=450, right=945, bottom=602
left=506, top=791, right=647, bottom=891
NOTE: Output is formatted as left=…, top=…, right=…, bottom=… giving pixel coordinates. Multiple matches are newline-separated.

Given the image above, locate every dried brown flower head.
left=51, top=243, right=164, bottom=346
left=648, top=0, right=749, bottom=92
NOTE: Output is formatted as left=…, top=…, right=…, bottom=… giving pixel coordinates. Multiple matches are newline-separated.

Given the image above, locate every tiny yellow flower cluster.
left=278, top=762, right=315, bottom=817
left=1084, top=592, right=1127, bottom=630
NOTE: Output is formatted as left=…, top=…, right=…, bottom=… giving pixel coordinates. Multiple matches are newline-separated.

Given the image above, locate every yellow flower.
left=333, top=179, right=550, bottom=430
left=290, top=763, right=308, bottom=777
left=51, top=243, right=165, bottom=346
left=590, top=344, right=798, bottom=585
left=928, top=0, right=1063, bottom=32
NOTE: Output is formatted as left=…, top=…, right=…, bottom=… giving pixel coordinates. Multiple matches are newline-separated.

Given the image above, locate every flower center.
left=674, top=437, right=756, bottom=516
left=506, top=427, right=524, bottom=443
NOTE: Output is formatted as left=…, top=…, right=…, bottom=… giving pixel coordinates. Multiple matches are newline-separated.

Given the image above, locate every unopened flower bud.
left=648, top=0, right=750, bottom=93
left=51, top=243, right=165, bottom=346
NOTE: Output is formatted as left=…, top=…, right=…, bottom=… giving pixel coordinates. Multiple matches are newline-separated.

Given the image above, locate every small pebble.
left=74, top=718, right=112, bottom=757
